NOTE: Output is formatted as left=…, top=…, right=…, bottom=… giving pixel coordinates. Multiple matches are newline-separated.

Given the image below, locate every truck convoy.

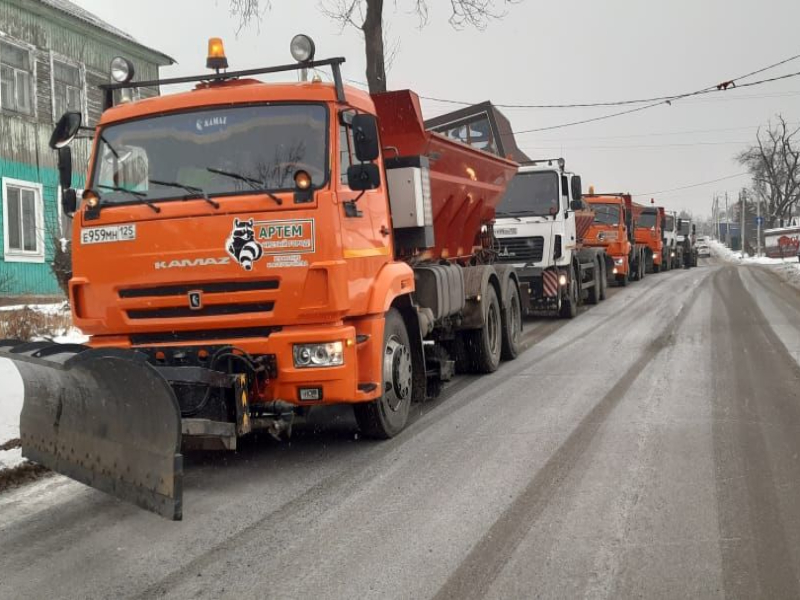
left=0, top=37, right=525, bottom=519
left=491, top=159, right=608, bottom=318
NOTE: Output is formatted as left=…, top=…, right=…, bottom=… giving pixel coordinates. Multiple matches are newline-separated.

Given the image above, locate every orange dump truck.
left=583, top=192, right=648, bottom=286
left=632, top=202, right=668, bottom=273
left=0, top=37, right=522, bottom=519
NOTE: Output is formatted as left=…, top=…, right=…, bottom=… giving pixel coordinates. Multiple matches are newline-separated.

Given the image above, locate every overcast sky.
left=73, top=0, right=800, bottom=217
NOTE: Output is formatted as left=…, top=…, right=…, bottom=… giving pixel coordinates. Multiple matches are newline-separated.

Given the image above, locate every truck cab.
left=493, top=159, right=607, bottom=318
left=663, top=210, right=679, bottom=268
left=632, top=203, right=665, bottom=273
left=583, top=192, right=642, bottom=285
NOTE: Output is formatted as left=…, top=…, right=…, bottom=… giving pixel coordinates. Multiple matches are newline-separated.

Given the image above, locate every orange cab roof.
left=99, top=80, right=375, bottom=126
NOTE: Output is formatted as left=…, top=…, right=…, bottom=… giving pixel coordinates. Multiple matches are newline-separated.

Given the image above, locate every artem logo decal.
left=226, top=218, right=315, bottom=270
left=226, top=218, right=264, bottom=271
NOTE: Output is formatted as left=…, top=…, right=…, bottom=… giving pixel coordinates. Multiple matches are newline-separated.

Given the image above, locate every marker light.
left=110, top=57, right=135, bottom=84
left=294, top=170, right=312, bottom=190
left=290, top=34, right=316, bottom=63
left=207, top=37, right=228, bottom=70
left=82, top=189, right=100, bottom=208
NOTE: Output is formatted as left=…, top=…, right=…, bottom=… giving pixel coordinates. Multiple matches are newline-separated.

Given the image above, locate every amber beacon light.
left=207, top=38, right=228, bottom=70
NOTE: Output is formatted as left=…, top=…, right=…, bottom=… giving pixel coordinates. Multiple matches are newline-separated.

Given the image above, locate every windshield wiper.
left=97, top=184, right=160, bottom=213
left=206, top=168, right=283, bottom=206
left=149, top=179, right=220, bottom=209
left=495, top=211, right=523, bottom=221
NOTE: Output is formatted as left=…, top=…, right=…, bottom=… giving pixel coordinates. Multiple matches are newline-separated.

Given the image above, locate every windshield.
left=679, top=221, right=692, bottom=235
left=496, top=172, right=560, bottom=217
left=665, top=215, right=675, bottom=231
left=592, top=203, right=621, bottom=226
left=90, top=104, right=328, bottom=204
left=638, top=210, right=658, bottom=228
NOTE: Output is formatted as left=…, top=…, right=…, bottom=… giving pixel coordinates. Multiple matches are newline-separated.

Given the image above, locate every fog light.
left=558, top=274, right=568, bottom=286
left=110, top=56, right=135, bottom=83
left=290, top=34, right=316, bottom=63
left=293, top=341, right=344, bottom=368
left=612, top=267, right=618, bottom=274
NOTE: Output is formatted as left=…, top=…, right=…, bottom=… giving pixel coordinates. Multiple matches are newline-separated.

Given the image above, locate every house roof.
left=35, top=0, right=175, bottom=65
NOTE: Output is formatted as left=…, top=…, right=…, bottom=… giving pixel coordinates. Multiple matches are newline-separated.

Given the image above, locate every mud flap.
left=1, top=343, right=183, bottom=520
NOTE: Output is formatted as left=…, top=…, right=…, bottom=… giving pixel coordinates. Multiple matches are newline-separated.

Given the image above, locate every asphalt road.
left=3, top=258, right=800, bottom=599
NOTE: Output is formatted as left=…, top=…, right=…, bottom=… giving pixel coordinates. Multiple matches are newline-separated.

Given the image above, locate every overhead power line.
left=507, top=70, right=800, bottom=134
left=632, top=173, right=749, bottom=197
left=419, top=51, right=800, bottom=109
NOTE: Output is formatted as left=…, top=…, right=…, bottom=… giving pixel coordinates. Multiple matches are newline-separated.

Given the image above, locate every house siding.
left=0, top=0, right=169, bottom=297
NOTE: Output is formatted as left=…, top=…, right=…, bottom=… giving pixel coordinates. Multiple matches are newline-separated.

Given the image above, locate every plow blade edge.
left=2, top=344, right=183, bottom=520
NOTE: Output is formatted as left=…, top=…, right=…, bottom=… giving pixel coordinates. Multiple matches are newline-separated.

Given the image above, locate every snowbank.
left=0, top=301, right=70, bottom=315
left=0, top=358, right=23, bottom=446
left=709, top=239, right=800, bottom=288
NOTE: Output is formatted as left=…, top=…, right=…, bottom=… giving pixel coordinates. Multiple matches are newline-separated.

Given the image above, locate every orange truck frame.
left=582, top=192, right=648, bottom=286
left=0, top=37, right=524, bottom=519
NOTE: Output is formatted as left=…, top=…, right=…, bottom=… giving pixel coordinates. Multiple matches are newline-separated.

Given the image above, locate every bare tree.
left=738, top=115, right=800, bottom=228
left=231, top=0, right=518, bottom=92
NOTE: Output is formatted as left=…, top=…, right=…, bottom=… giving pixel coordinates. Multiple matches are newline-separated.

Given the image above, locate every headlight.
left=558, top=274, right=568, bottom=286
left=293, top=342, right=343, bottom=368
left=670, top=251, right=675, bottom=257
left=614, top=258, right=624, bottom=265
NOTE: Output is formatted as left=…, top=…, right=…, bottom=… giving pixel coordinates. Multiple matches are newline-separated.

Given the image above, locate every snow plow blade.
left=0, top=342, right=183, bottom=520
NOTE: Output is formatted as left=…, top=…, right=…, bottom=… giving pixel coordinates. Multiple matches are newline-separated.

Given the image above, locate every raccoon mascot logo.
left=226, top=218, right=263, bottom=271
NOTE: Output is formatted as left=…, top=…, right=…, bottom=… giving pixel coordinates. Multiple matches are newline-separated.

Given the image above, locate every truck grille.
left=127, top=302, right=274, bottom=320
left=496, top=236, right=544, bottom=263
left=119, top=279, right=279, bottom=298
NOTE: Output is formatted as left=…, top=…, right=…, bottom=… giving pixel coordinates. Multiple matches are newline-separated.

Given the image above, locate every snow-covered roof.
left=35, top=0, right=175, bottom=65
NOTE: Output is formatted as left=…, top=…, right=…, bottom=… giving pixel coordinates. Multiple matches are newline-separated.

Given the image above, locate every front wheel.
left=354, top=308, right=413, bottom=439
left=559, top=267, right=579, bottom=318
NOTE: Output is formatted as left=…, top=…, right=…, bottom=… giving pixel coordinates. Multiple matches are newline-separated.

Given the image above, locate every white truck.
left=663, top=210, right=680, bottom=269
left=493, top=159, right=609, bottom=318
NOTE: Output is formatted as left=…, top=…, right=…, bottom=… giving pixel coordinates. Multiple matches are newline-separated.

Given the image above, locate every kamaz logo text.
left=154, top=257, right=231, bottom=269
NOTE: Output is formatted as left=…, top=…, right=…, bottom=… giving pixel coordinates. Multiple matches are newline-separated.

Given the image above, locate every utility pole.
left=740, top=189, right=746, bottom=257
left=725, top=192, right=730, bottom=246
left=757, top=195, right=762, bottom=256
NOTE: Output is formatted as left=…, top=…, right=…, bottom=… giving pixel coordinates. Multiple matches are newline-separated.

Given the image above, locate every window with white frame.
left=52, top=59, right=83, bottom=119
left=3, top=178, right=44, bottom=262
left=0, top=40, right=33, bottom=115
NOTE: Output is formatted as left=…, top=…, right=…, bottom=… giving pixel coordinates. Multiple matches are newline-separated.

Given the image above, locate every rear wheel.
left=465, top=284, right=502, bottom=373
left=587, top=260, right=600, bottom=305
left=500, top=279, right=522, bottom=361
left=354, top=308, right=413, bottom=439
left=559, top=266, right=579, bottom=318
left=598, top=261, right=607, bottom=300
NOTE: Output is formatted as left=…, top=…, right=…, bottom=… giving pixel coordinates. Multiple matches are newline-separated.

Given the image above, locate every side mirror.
left=58, top=147, right=73, bottom=189
left=351, top=114, right=380, bottom=162
left=50, top=112, right=82, bottom=149
left=570, top=199, right=582, bottom=211
left=571, top=176, right=583, bottom=201
left=61, top=188, right=77, bottom=216
left=347, top=163, right=381, bottom=191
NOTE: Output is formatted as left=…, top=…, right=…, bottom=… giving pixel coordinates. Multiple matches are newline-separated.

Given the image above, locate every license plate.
left=80, top=224, right=136, bottom=245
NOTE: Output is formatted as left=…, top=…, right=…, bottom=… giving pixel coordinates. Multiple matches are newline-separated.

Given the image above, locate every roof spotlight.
left=110, top=57, right=135, bottom=84
left=290, top=34, right=316, bottom=63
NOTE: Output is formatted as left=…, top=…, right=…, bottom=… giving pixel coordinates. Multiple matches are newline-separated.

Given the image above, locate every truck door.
left=337, top=112, right=392, bottom=310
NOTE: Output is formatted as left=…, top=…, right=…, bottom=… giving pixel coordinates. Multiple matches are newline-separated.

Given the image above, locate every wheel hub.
left=384, top=338, right=412, bottom=411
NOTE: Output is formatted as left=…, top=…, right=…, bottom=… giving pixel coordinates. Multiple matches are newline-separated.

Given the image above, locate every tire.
left=354, top=308, right=413, bottom=439
left=559, top=266, right=579, bottom=318
left=464, top=284, right=502, bottom=373
left=599, top=261, right=607, bottom=300
left=587, top=260, right=600, bottom=305
left=631, top=255, right=640, bottom=281
left=500, top=279, right=522, bottom=361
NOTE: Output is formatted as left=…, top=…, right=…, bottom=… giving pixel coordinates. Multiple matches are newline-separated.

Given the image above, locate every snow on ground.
left=0, top=448, right=24, bottom=470
left=0, top=301, right=70, bottom=315
left=709, top=239, right=800, bottom=288
left=0, top=358, right=23, bottom=445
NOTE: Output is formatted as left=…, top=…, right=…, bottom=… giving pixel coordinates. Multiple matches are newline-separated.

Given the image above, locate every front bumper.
left=90, top=321, right=383, bottom=406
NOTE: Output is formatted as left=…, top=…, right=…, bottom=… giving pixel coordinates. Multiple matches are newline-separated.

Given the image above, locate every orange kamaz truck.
left=583, top=192, right=648, bottom=286
left=0, top=37, right=523, bottom=519
left=632, top=201, right=668, bottom=273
